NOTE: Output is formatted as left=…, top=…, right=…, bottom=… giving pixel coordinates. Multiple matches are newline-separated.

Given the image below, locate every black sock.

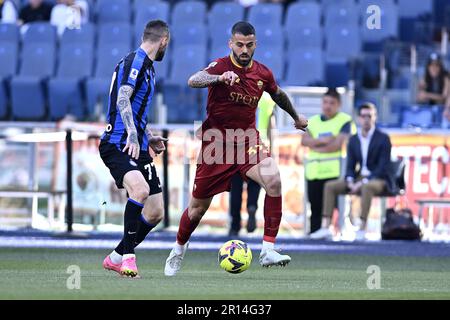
left=121, top=198, right=144, bottom=255
left=115, top=214, right=156, bottom=255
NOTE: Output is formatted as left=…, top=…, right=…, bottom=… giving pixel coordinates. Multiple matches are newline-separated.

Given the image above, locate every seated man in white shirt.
left=0, top=0, right=18, bottom=23
left=311, top=103, right=394, bottom=241
left=50, top=0, right=89, bottom=35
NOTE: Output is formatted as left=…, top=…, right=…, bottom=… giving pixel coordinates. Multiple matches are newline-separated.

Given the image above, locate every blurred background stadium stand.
left=0, top=0, right=449, bottom=241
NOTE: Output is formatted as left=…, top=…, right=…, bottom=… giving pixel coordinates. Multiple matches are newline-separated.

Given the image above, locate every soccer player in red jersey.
left=164, top=22, right=308, bottom=276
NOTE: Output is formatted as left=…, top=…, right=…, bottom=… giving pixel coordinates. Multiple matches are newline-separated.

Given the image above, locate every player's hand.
left=219, top=71, right=240, bottom=86
left=294, top=115, right=308, bottom=132
left=149, top=136, right=168, bottom=155
left=122, top=131, right=140, bottom=160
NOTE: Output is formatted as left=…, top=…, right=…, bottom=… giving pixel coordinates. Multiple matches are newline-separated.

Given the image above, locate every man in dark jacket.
left=310, top=102, right=394, bottom=241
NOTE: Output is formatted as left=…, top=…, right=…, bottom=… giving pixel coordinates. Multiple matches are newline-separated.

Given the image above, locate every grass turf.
left=0, top=248, right=449, bottom=299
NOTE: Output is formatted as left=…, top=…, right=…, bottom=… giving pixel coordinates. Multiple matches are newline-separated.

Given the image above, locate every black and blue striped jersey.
left=101, top=47, right=156, bottom=151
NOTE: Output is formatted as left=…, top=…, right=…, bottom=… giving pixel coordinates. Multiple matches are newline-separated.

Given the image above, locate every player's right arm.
left=117, top=84, right=140, bottom=160
left=188, top=70, right=239, bottom=88
left=188, top=59, right=239, bottom=88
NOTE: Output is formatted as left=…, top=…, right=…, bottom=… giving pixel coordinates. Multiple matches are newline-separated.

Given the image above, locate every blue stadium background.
left=0, top=0, right=449, bottom=126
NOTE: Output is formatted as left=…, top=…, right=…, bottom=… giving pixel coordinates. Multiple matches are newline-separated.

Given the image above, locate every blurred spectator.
left=18, top=0, right=53, bottom=25
left=313, top=103, right=394, bottom=241
left=302, top=88, right=355, bottom=235
left=417, top=53, right=449, bottom=105
left=0, top=0, right=18, bottom=23
left=228, top=92, right=275, bottom=236
left=50, top=0, right=89, bottom=35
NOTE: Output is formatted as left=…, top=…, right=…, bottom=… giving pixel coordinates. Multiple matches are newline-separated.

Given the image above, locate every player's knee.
left=265, top=176, right=281, bottom=196
left=144, top=206, right=164, bottom=225
left=189, top=204, right=208, bottom=222
left=129, top=184, right=150, bottom=203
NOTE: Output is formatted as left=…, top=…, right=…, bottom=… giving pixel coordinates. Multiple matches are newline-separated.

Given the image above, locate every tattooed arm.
left=188, top=70, right=240, bottom=88
left=270, top=86, right=308, bottom=131
left=117, top=85, right=140, bottom=159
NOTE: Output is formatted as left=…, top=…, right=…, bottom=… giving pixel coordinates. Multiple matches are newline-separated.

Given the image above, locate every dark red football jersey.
left=202, top=55, right=278, bottom=133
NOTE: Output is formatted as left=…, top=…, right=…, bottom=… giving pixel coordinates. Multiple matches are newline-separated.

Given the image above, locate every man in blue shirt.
left=99, top=20, right=170, bottom=278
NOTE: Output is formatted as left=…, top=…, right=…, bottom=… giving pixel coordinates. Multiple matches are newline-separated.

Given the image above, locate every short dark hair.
left=143, top=20, right=169, bottom=43
left=231, top=21, right=256, bottom=36
left=324, top=87, right=341, bottom=103
left=358, top=102, right=377, bottom=115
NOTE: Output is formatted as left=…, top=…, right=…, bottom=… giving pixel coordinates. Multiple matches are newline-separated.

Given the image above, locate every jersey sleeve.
left=203, top=59, right=227, bottom=75
left=120, top=54, right=144, bottom=89
left=264, top=68, right=278, bottom=96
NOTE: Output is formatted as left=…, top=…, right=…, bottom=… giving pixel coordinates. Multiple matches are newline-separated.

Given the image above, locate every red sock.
left=263, top=195, right=282, bottom=243
left=176, top=208, right=200, bottom=245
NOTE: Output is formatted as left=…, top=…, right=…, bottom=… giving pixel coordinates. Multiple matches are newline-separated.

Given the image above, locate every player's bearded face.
left=155, top=36, right=169, bottom=61
left=229, top=34, right=256, bottom=67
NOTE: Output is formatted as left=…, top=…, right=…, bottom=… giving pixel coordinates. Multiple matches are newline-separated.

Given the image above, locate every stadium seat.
left=22, top=22, right=57, bottom=44
left=168, top=45, right=207, bottom=86
left=57, top=43, right=93, bottom=79
left=96, top=0, right=131, bottom=24
left=210, top=27, right=232, bottom=54
left=248, top=3, right=283, bottom=29
left=324, top=5, right=359, bottom=30
left=284, top=49, right=324, bottom=86
left=286, top=26, right=322, bottom=51
left=98, top=23, right=133, bottom=48
left=47, top=43, right=94, bottom=120
left=10, top=77, right=47, bottom=120
left=360, top=1, right=398, bottom=50
left=172, top=24, right=207, bottom=48
left=94, top=43, right=131, bottom=78
left=321, top=0, right=355, bottom=9
left=153, top=56, right=170, bottom=82
left=209, top=46, right=230, bottom=62
left=0, top=23, right=19, bottom=43
left=256, top=26, right=284, bottom=49
left=398, top=0, right=432, bottom=18
left=85, top=77, right=111, bottom=119
left=60, top=23, right=95, bottom=46
left=285, top=2, right=321, bottom=29
left=19, top=43, right=55, bottom=78
left=326, top=25, right=361, bottom=63
left=208, top=2, right=244, bottom=30
left=326, top=62, right=350, bottom=87
left=163, top=84, right=203, bottom=123
left=171, top=1, right=207, bottom=27
left=255, top=47, right=284, bottom=82
left=0, top=82, right=7, bottom=119
left=134, top=1, right=170, bottom=45
left=0, top=43, right=18, bottom=79
left=400, top=106, right=433, bottom=128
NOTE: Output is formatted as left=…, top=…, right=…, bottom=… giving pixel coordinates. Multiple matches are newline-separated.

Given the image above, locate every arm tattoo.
left=270, top=87, right=299, bottom=121
left=117, top=85, right=138, bottom=144
left=145, top=124, right=153, bottom=140
left=188, top=70, right=220, bottom=88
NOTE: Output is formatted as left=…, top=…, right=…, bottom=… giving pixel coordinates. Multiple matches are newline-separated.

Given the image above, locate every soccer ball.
left=218, top=240, right=252, bottom=274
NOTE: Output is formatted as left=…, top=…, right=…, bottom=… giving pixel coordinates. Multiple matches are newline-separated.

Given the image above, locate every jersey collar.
left=230, top=54, right=253, bottom=70
left=137, top=47, right=153, bottom=69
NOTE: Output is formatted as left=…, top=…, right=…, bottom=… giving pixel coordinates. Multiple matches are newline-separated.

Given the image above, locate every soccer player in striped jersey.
left=99, top=20, right=170, bottom=278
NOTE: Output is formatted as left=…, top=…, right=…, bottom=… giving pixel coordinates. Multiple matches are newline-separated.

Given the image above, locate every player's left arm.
left=145, top=125, right=168, bottom=155
left=270, top=86, right=308, bottom=131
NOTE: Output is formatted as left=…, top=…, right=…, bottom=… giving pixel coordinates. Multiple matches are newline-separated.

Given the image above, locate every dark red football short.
left=192, top=136, right=270, bottom=199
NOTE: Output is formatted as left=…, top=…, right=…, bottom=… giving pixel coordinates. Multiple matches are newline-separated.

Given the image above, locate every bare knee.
left=143, top=206, right=164, bottom=225
left=128, top=183, right=150, bottom=203
left=188, top=201, right=209, bottom=222
left=265, top=175, right=282, bottom=196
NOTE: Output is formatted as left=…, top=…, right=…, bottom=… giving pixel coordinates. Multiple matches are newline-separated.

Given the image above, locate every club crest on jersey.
left=257, top=80, right=263, bottom=90
left=130, top=68, right=139, bottom=80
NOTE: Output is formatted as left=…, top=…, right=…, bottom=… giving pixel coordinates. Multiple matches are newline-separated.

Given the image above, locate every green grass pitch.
left=0, top=248, right=449, bottom=299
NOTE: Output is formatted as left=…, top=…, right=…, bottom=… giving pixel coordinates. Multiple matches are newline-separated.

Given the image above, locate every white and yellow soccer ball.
left=218, top=240, right=252, bottom=274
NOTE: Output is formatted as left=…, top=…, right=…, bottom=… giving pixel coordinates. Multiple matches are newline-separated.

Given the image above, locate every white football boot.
left=259, top=248, right=291, bottom=267
left=164, top=242, right=189, bottom=276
